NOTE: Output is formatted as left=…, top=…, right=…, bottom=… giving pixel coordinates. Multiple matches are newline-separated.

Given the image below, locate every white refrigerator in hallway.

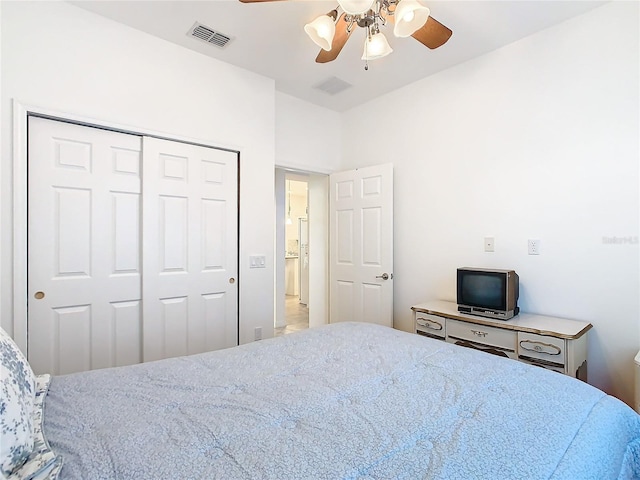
left=299, top=218, right=309, bottom=306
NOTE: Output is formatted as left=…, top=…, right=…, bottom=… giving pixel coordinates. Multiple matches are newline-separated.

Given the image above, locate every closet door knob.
left=34, top=291, right=45, bottom=300
left=229, top=278, right=235, bottom=284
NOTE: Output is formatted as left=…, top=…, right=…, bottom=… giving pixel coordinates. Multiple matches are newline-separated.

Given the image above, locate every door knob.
left=34, top=291, right=45, bottom=299
left=376, top=273, right=390, bottom=280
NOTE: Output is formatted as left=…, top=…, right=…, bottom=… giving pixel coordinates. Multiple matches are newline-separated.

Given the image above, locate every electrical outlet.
left=254, top=327, right=262, bottom=341
left=528, top=239, right=541, bottom=255
left=484, top=237, right=495, bottom=252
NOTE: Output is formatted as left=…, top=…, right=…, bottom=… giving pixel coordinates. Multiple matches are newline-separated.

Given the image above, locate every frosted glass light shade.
left=393, top=0, right=430, bottom=37
left=337, top=0, right=375, bottom=15
left=361, top=32, right=393, bottom=60
left=304, top=15, right=336, bottom=51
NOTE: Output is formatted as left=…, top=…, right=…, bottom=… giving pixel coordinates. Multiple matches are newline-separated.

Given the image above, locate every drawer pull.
left=417, top=318, right=443, bottom=331
left=519, top=340, right=561, bottom=356
left=471, top=330, right=488, bottom=338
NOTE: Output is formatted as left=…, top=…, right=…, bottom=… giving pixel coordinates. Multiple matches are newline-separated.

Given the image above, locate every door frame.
left=274, top=167, right=330, bottom=331
left=12, top=100, right=241, bottom=355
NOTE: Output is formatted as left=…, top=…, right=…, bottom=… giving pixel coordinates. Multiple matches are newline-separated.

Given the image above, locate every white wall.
left=340, top=2, right=639, bottom=405
left=274, top=168, right=287, bottom=329
left=275, top=91, right=342, bottom=174
left=0, top=1, right=277, bottom=345
left=307, top=174, right=329, bottom=329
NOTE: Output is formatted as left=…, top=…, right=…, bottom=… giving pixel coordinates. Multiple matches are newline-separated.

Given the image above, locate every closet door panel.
left=28, top=117, right=143, bottom=375
left=28, top=118, right=238, bottom=373
left=142, top=137, right=238, bottom=362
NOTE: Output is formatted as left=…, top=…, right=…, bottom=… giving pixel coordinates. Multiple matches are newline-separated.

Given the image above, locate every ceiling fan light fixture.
left=304, top=11, right=337, bottom=51
left=337, top=0, right=376, bottom=15
left=361, top=31, right=393, bottom=60
left=393, top=0, right=430, bottom=37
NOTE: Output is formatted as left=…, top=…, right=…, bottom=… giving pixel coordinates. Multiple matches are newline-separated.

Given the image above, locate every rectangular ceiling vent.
left=313, top=77, right=353, bottom=95
left=187, top=22, right=232, bottom=49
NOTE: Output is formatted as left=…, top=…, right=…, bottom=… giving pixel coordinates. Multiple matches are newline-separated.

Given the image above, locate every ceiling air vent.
left=313, top=77, right=353, bottom=95
left=187, top=22, right=232, bottom=49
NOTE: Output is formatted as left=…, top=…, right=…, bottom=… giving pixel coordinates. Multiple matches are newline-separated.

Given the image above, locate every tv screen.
left=459, top=273, right=505, bottom=309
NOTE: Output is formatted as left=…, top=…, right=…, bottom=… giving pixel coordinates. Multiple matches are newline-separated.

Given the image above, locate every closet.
left=27, top=116, right=238, bottom=375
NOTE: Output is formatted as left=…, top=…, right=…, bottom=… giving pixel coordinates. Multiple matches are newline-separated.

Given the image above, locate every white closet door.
left=28, top=116, right=143, bottom=375
left=142, top=137, right=238, bottom=362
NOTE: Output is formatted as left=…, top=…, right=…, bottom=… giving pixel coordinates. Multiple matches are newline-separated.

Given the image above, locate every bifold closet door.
left=141, top=137, right=238, bottom=362
left=28, top=116, right=144, bottom=375
left=28, top=117, right=239, bottom=375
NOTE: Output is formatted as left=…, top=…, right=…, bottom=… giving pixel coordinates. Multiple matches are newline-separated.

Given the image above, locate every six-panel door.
left=329, top=164, right=393, bottom=327
left=27, top=116, right=238, bottom=375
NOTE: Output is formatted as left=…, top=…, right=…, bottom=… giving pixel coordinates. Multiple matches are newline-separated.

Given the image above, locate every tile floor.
left=275, top=296, right=309, bottom=336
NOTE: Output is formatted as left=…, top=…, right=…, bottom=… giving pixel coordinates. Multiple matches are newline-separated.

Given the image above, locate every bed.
left=2, top=322, right=640, bottom=480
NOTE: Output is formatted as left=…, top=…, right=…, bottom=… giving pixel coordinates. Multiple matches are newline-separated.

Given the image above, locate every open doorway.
left=274, top=168, right=329, bottom=336
left=277, top=177, right=309, bottom=335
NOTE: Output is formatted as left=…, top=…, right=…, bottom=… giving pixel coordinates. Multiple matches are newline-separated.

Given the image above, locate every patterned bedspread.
left=43, top=322, right=640, bottom=479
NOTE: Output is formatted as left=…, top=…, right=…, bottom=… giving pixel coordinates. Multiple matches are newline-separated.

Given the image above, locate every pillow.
left=8, top=375, right=62, bottom=480
left=0, top=327, right=36, bottom=476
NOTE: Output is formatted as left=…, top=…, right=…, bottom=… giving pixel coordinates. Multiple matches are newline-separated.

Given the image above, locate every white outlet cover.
left=528, top=239, right=541, bottom=255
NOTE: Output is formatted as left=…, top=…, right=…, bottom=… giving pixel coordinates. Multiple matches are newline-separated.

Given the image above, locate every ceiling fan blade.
left=411, top=16, right=452, bottom=49
left=316, top=13, right=353, bottom=64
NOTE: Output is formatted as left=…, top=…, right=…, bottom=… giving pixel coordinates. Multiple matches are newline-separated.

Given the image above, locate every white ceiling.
left=71, top=0, right=606, bottom=112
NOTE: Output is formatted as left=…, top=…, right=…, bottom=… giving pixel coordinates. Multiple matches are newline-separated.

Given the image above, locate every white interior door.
left=142, top=137, right=238, bottom=362
left=28, top=117, right=143, bottom=375
left=329, top=163, right=393, bottom=327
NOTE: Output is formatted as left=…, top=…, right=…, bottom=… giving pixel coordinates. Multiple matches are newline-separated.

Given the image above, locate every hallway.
left=275, top=296, right=309, bottom=336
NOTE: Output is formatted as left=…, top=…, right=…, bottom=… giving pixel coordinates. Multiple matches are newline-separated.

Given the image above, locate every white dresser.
left=412, top=300, right=592, bottom=381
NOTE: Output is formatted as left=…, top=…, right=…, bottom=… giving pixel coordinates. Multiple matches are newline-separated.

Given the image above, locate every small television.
left=457, top=267, right=519, bottom=320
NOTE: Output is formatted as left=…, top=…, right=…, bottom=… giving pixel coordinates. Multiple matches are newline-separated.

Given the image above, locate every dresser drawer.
left=518, top=332, right=565, bottom=367
left=415, top=313, right=446, bottom=339
left=447, top=319, right=516, bottom=352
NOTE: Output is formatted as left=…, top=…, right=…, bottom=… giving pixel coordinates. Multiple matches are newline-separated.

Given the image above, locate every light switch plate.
left=249, top=255, right=266, bottom=268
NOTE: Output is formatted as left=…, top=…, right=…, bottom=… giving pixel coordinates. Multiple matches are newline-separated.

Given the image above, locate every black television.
left=456, top=267, right=519, bottom=320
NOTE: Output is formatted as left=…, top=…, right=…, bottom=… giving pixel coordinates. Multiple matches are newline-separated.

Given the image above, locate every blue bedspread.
left=43, top=322, right=640, bottom=479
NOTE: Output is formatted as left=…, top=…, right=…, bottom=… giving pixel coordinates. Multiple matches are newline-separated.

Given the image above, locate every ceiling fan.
left=239, top=0, right=452, bottom=69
